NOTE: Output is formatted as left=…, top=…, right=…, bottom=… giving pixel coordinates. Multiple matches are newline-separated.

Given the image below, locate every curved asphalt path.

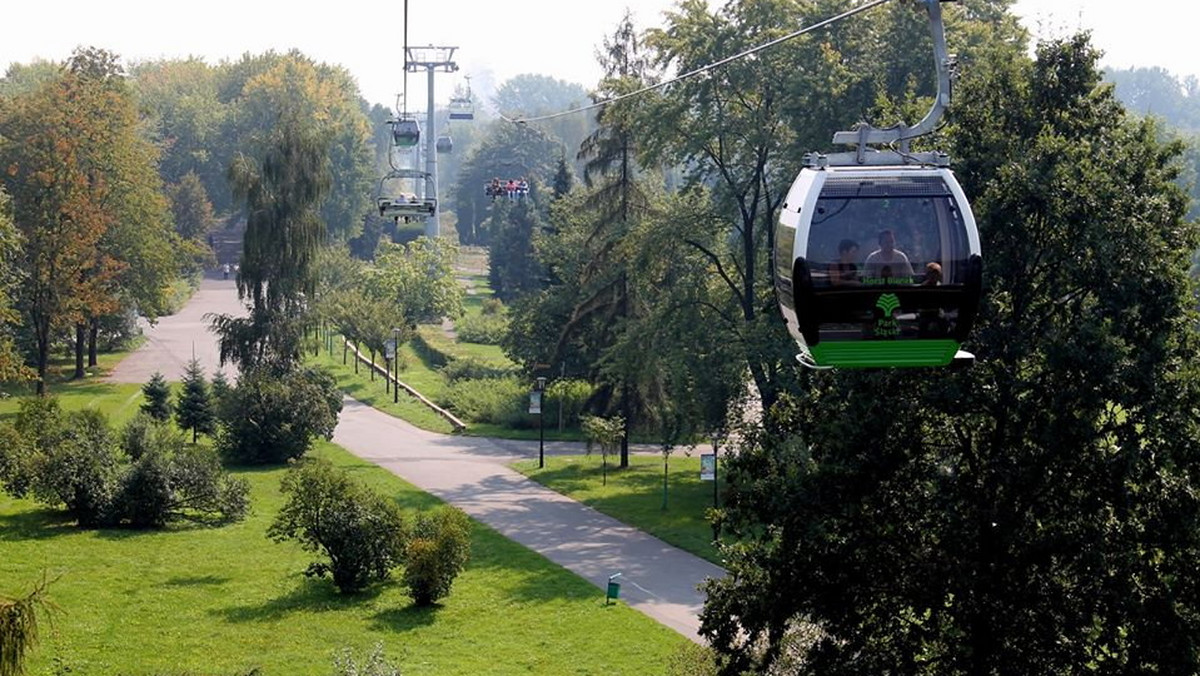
left=110, top=275, right=724, bottom=642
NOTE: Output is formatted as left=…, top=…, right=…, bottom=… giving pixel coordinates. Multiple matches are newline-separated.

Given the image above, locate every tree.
left=0, top=188, right=29, bottom=383
left=175, top=359, right=216, bottom=443
left=269, top=458, right=406, bottom=593
left=451, top=122, right=564, bottom=246
left=211, top=112, right=332, bottom=374
left=487, top=195, right=545, bottom=301
left=141, top=372, right=172, bottom=422
left=701, top=34, right=1200, bottom=675
left=216, top=367, right=342, bottom=464
left=0, top=67, right=120, bottom=393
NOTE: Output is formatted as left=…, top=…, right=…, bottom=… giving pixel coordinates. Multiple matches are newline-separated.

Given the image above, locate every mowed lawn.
left=512, top=454, right=726, bottom=566
left=0, top=387, right=687, bottom=675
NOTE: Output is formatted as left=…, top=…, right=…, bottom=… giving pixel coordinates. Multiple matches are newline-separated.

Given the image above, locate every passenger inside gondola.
left=829, top=239, right=861, bottom=287
left=863, top=229, right=914, bottom=284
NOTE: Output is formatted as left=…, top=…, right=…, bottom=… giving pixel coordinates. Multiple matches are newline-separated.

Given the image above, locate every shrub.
left=454, top=312, right=508, bottom=345
left=439, top=357, right=516, bottom=383
left=402, top=506, right=471, bottom=606
left=438, top=377, right=530, bottom=428
left=480, top=298, right=504, bottom=316
left=118, top=420, right=249, bottom=527
left=1, top=400, right=247, bottom=529
left=141, top=372, right=173, bottom=422
left=27, top=409, right=122, bottom=527
left=217, top=367, right=342, bottom=465
left=268, top=459, right=406, bottom=594
left=331, top=643, right=401, bottom=676
left=545, top=379, right=595, bottom=429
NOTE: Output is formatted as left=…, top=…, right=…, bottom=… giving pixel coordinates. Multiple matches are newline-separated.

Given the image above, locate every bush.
left=545, top=379, right=595, bottom=429
left=438, top=357, right=516, bottom=383
left=331, top=643, right=401, bottom=676
left=217, top=367, right=342, bottom=465
left=268, top=459, right=406, bottom=594
left=27, top=408, right=122, bottom=527
left=438, top=377, right=530, bottom=428
left=118, top=420, right=249, bottom=527
left=0, top=399, right=248, bottom=529
left=454, top=312, right=508, bottom=345
left=402, top=506, right=471, bottom=606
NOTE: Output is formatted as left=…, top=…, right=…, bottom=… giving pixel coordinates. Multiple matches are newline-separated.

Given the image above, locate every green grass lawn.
left=306, top=343, right=455, bottom=435
left=512, top=454, right=726, bottom=566
left=1, top=387, right=688, bottom=675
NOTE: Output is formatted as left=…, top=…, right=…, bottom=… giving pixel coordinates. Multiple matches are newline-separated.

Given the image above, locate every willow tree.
left=212, top=113, right=331, bottom=373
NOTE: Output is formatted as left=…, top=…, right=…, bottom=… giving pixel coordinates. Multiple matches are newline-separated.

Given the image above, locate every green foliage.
left=544, top=379, right=594, bottom=429
left=452, top=123, right=565, bottom=246
left=209, top=370, right=231, bottom=411
left=0, top=576, right=57, bottom=676
left=0, top=400, right=247, bottom=528
left=438, top=357, right=516, bottom=383
left=438, top=377, right=530, bottom=429
left=702, top=34, right=1200, bottom=675
left=268, top=458, right=406, bottom=594
left=487, top=197, right=546, bottom=302
left=453, top=311, right=509, bottom=345
left=402, top=506, right=471, bottom=606
left=117, top=419, right=249, bottom=528
left=217, top=367, right=342, bottom=465
left=175, top=359, right=216, bottom=442
left=331, top=643, right=401, bottom=676
left=367, top=238, right=464, bottom=324
left=141, top=372, right=173, bottom=422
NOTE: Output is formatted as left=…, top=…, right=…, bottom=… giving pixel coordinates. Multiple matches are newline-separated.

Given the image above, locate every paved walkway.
left=110, top=276, right=724, bottom=642
left=108, top=272, right=244, bottom=383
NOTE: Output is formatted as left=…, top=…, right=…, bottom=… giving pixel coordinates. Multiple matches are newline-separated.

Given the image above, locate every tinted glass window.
left=806, top=176, right=969, bottom=289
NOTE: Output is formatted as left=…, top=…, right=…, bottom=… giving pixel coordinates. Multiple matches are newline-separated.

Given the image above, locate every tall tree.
left=0, top=188, right=29, bottom=383
left=212, top=112, right=332, bottom=373
left=65, top=48, right=180, bottom=371
left=0, top=65, right=117, bottom=393
left=701, top=34, right=1200, bottom=675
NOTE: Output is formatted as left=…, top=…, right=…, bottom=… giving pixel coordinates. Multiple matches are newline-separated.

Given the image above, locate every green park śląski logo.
left=874, top=293, right=901, bottom=338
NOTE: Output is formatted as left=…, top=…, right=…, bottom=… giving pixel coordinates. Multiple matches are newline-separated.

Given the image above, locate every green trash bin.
left=606, top=573, right=622, bottom=604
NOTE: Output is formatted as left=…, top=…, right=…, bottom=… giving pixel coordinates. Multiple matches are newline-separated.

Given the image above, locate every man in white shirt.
left=864, top=229, right=915, bottom=283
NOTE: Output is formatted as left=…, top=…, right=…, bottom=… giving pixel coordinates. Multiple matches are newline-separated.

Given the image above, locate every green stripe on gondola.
left=809, top=339, right=960, bottom=368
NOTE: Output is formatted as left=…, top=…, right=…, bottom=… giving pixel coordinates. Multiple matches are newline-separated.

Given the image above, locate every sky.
left=1, top=0, right=1196, bottom=111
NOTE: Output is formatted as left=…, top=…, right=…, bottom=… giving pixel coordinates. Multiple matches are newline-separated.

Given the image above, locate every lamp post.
left=535, top=376, right=547, bottom=468
left=393, top=328, right=402, bottom=404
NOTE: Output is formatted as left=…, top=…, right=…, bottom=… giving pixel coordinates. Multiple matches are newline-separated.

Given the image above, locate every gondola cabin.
left=391, top=117, right=421, bottom=148
left=436, top=135, right=453, bottom=153
left=448, top=97, right=474, bottom=120
left=775, top=164, right=981, bottom=368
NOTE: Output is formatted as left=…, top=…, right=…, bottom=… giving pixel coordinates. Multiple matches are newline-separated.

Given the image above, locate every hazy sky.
left=2, top=0, right=1195, bottom=110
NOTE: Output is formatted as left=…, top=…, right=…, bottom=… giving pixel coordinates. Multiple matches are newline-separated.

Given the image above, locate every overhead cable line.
left=501, top=0, right=893, bottom=125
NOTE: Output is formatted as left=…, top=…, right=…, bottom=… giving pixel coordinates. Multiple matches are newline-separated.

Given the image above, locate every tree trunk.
left=35, top=321, right=49, bottom=396
left=620, top=388, right=631, bottom=468
left=88, top=320, right=98, bottom=367
left=74, top=323, right=86, bottom=379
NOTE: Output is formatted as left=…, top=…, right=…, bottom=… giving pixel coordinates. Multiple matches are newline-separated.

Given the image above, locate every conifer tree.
left=140, top=372, right=172, bottom=422
left=175, top=359, right=216, bottom=443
